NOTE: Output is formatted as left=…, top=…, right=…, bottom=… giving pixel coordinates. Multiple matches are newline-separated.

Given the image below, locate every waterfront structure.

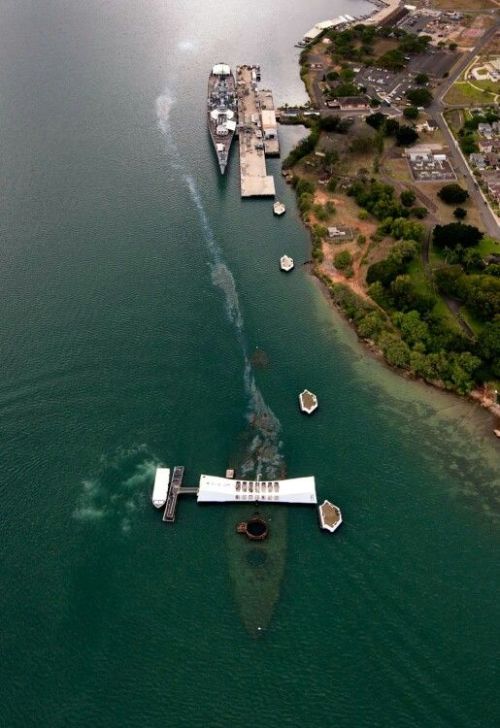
left=318, top=500, right=343, bottom=533
left=198, top=474, right=317, bottom=503
left=280, top=255, right=294, bottom=272
left=299, top=389, right=318, bottom=414
left=236, top=64, right=276, bottom=197
left=207, top=63, right=237, bottom=174
left=151, top=467, right=170, bottom=508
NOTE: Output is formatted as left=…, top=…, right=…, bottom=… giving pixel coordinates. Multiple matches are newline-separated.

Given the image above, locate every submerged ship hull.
left=207, top=63, right=237, bottom=174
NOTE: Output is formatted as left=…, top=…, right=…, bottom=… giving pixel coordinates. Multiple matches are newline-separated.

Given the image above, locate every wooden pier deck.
left=236, top=65, right=276, bottom=198
left=162, top=467, right=198, bottom=523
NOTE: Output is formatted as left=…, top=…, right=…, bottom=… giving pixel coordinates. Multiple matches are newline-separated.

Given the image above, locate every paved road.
left=428, top=20, right=500, bottom=238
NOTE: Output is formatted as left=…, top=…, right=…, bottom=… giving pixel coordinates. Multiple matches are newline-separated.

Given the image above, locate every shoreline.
left=310, top=268, right=500, bottom=422
left=280, top=44, right=500, bottom=422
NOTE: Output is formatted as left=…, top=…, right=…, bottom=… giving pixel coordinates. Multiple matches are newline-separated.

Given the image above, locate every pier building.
left=197, top=474, right=317, bottom=503
left=236, top=65, right=278, bottom=197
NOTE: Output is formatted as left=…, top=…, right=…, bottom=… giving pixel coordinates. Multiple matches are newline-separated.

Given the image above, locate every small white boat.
left=280, top=255, right=294, bottom=272
left=151, top=467, right=171, bottom=508
left=273, top=200, right=286, bottom=216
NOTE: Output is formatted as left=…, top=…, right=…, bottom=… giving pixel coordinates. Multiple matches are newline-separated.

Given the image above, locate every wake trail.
left=156, top=90, right=284, bottom=478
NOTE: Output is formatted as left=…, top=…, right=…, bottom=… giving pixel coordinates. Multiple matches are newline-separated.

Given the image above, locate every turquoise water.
left=0, top=2, right=498, bottom=726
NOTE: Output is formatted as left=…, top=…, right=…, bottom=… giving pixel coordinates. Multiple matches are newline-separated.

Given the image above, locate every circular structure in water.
left=236, top=516, right=268, bottom=541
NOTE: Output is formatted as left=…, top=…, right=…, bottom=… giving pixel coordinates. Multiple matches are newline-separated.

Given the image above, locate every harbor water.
left=0, top=1, right=498, bottom=726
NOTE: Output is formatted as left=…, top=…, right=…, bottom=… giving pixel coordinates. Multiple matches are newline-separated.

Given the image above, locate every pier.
left=155, top=467, right=342, bottom=532
left=236, top=65, right=278, bottom=197
left=162, top=466, right=198, bottom=522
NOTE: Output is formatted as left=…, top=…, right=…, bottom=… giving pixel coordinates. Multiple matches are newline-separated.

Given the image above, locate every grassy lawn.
left=469, top=78, right=500, bottom=94
left=443, top=82, right=495, bottom=106
left=408, top=257, right=463, bottom=331
left=460, top=306, right=485, bottom=336
left=433, top=297, right=463, bottom=331
left=408, top=256, right=432, bottom=295
left=478, top=236, right=500, bottom=256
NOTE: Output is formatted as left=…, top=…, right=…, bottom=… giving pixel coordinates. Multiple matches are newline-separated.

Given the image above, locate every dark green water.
left=1, top=2, right=498, bottom=726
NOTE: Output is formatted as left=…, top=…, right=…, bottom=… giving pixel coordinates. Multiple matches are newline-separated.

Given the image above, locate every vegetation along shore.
left=281, top=8, right=500, bottom=416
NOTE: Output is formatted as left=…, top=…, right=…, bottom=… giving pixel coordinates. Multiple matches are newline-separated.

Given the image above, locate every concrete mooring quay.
left=236, top=65, right=279, bottom=197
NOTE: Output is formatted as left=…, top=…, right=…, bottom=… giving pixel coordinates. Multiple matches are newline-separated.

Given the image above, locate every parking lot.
left=356, top=67, right=416, bottom=104
left=407, top=49, right=459, bottom=78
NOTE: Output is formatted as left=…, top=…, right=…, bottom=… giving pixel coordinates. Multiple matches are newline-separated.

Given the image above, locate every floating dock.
left=236, top=65, right=278, bottom=197
left=318, top=500, right=342, bottom=533
left=280, top=255, right=294, bottom=272
left=163, top=466, right=192, bottom=522
left=299, top=389, right=319, bottom=415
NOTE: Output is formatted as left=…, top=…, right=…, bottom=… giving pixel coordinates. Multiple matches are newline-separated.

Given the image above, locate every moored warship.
left=207, top=63, right=237, bottom=174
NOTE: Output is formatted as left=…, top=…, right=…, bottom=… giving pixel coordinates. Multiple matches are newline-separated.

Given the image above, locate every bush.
left=438, top=183, right=469, bottom=205
left=295, top=178, right=315, bottom=196
left=403, top=106, right=419, bottom=120
left=412, top=206, right=428, bottom=219
left=334, top=250, right=353, bottom=270
left=453, top=207, right=467, bottom=220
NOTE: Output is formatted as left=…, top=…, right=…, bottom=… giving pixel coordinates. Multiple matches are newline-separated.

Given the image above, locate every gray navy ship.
left=207, top=63, right=237, bottom=174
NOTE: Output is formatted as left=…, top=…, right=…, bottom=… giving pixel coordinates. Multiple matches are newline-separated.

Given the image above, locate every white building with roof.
left=197, top=474, right=317, bottom=504
left=212, top=63, right=231, bottom=76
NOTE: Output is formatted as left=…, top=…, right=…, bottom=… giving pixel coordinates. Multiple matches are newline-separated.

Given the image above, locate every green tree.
left=393, top=310, right=429, bottom=346
left=378, top=48, right=406, bottom=71
left=403, top=106, right=419, bottom=120
left=379, top=332, right=411, bottom=368
left=389, top=239, right=418, bottom=264
left=415, top=73, right=429, bottom=85
left=433, top=223, right=482, bottom=250
left=365, top=112, right=386, bottom=130
left=400, top=189, right=416, bottom=207
left=412, top=206, right=428, bottom=219
left=396, top=125, right=419, bottom=146
left=438, top=183, right=469, bottom=205
left=385, top=118, right=400, bottom=136
left=406, top=87, right=433, bottom=107
left=479, top=316, right=500, bottom=376
left=357, top=311, right=385, bottom=339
